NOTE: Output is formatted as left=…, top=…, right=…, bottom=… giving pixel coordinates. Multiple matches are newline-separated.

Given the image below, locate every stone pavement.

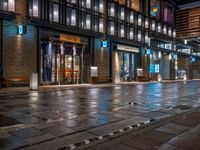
left=0, top=81, right=200, bottom=149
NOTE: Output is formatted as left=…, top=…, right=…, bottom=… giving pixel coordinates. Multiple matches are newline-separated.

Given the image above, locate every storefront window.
left=150, top=0, right=160, bottom=19
left=29, top=0, right=40, bottom=18
left=49, top=2, right=59, bottom=22
left=0, top=0, right=15, bottom=11
left=66, top=8, right=77, bottom=26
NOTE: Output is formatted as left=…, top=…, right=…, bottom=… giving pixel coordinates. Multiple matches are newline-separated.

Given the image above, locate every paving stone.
left=10, top=127, right=45, bottom=139
left=90, top=139, right=138, bottom=150
left=0, top=135, right=27, bottom=149
left=141, top=130, right=175, bottom=143
left=42, top=125, right=77, bottom=137
left=25, top=133, right=55, bottom=145
left=158, top=143, right=188, bottom=150
left=155, top=123, right=189, bottom=135
left=117, top=135, right=159, bottom=150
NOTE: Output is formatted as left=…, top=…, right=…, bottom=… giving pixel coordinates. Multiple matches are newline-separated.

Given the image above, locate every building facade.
left=1, top=0, right=196, bottom=86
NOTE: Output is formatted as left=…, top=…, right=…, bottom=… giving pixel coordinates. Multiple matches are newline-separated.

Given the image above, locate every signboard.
left=146, top=49, right=151, bottom=55
left=149, top=64, right=154, bottom=73
left=155, top=64, right=160, bottom=73
left=137, top=68, right=143, bottom=77
left=117, top=45, right=139, bottom=53
left=60, top=34, right=81, bottom=43
left=102, top=41, right=108, bottom=48
left=17, top=25, right=26, bottom=35
left=91, top=66, right=98, bottom=77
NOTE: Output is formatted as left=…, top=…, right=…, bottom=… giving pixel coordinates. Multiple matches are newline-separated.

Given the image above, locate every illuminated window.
left=157, top=22, right=161, bottom=32
left=145, top=17, right=149, bottom=28
left=0, top=0, right=15, bottom=11
left=67, top=0, right=76, bottom=4
left=127, top=27, right=134, bottom=40
left=66, top=8, right=77, bottom=26
left=151, top=20, right=156, bottom=31
left=138, top=30, right=142, bottom=41
left=109, top=3, right=115, bottom=17
left=109, top=22, right=115, bottom=35
left=119, top=7, right=125, bottom=20
left=29, top=0, right=39, bottom=18
left=99, top=18, right=105, bottom=33
left=80, top=13, right=91, bottom=30
left=115, top=0, right=125, bottom=5
left=49, top=3, right=59, bottom=22
left=118, top=24, right=125, bottom=38
left=138, top=14, right=142, bottom=26
left=130, top=0, right=140, bottom=12
left=80, top=0, right=91, bottom=9
left=164, top=3, right=173, bottom=24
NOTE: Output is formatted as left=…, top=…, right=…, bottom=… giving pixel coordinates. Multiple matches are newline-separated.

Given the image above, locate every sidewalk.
left=0, top=79, right=199, bottom=95
left=86, top=107, right=200, bottom=150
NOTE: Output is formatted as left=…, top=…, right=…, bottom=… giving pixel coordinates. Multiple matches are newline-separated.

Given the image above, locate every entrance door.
left=119, top=52, right=135, bottom=82
left=41, top=42, right=83, bottom=85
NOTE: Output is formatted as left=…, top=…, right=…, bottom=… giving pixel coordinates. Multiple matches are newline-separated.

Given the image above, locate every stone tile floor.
left=0, top=81, right=200, bottom=149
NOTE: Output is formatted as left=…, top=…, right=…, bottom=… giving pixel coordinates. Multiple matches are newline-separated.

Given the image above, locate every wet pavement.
left=0, top=81, right=200, bottom=149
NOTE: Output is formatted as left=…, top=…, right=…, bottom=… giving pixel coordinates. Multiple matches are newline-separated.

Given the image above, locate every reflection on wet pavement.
left=0, top=81, right=200, bottom=149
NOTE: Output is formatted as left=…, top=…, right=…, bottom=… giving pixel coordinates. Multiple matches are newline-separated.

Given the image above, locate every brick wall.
left=2, top=0, right=37, bottom=85
left=94, top=39, right=110, bottom=82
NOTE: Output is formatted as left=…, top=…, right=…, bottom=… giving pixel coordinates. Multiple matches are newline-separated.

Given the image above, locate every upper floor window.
left=164, top=3, right=173, bottom=25
left=66, top=8, right=77, bottom=26
left=92, top=0, right=105, bottom=13
left=115, top=0, right=125, bottom=5
left=29, top=0, right=40, bottom=18
left=80, top=13, right=91, bottom=30
left=0, top=0, right=15, bottom=12
left=118, top=6, right=125, bottom=20
left=49, top=2, right=59, bottom=23
left=108, top=21, right=115, bottom=35
left=108, top=3, right=115, bottom=17
left=67, top=0, right=76, bottom=4
left=80, top=0, right=91, bottom=9
left=127, top=0, right=140, bottom=12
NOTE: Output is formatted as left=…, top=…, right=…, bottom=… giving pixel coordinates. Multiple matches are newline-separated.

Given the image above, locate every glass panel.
left=65, top=55, right=72, bottom=83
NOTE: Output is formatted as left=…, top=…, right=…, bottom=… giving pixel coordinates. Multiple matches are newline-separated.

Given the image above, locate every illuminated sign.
left=149, top=64, right=154, bottom=73
left=146, top=49, right=151, bottom=55
left=155, top=64, right=160, bottom=73
left=60, top=34, right=81, bottom=43
left=17, top=25, right=26, bottom=35
left=102, top=41, right=108, bottom=48
left=192, top=57, right=196, bottom=62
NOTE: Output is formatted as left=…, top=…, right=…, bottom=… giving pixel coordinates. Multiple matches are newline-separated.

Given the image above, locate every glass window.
left=80, top=13, right=91, bottom=30
left=108, top=21, right=115, bottom=35
left=118, top=24, right=125, bottom=38
left=79, top=0, right=91, bottom=9
left=115, top=0, right=125, bottom=5
left=128, top=11, right=134, bottom=24
left=151, top=20, right=156, bottom=31
left=130, top=0, right=140, bottom=12
left=49, top=2, right=59, bottom=22
left=0, top=0, right=15, bottom=11
left=163, top=25, right=167, bottom=34
left=67, top=0, right=76, bottom=4
left=108, top=3, right=115, bottom=17
left=119, top=7, right=125, bottom=20
left=138, top=30, right=142, bottom=41
left=66, top=8, right=77, bottom=26
left=145, top=32, right=148, bottom=43
left=127, top=26, right=134, bottom=40
left=150, top=0, right=160, bottom=19
left=29, top=0, right=40, bottom=18
left=164, top=4, right=173, bottom=24
left=168, top=27, right=172, bottom=36
left=92, top=16, right=99, bottom=32
left=99, top=18, right=105, bottom=33
left=138, top=14, right=142, bottom=26
left=145, top=17, right=149, bottom=28
left=92, top=0, right=105, bottom=13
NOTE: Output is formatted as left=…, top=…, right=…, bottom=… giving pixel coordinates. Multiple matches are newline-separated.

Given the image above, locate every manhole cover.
left=0, top=114, right=19, bottom=127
